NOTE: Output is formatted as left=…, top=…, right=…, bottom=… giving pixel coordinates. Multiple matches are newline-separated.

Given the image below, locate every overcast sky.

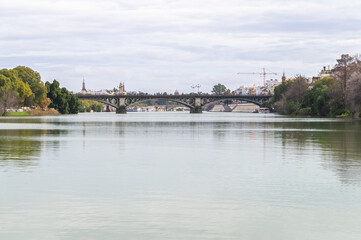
left=1, top=0, right=361, bottom=93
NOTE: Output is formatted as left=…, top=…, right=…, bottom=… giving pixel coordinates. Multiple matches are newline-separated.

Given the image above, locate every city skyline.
left=1, top=0, right=361, bottom=93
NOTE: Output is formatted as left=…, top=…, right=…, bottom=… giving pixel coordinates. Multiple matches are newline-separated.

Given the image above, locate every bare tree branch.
left=0, top=89, right=21, bottom=116
left=346, top=72, right=361, bottom=115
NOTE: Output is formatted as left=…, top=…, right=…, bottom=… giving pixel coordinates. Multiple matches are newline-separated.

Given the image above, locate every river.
left=1, top=112, right=361, bottom=240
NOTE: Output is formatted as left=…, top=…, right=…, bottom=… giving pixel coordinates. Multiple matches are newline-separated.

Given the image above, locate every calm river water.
left=1, top=112, right=361, bottom=240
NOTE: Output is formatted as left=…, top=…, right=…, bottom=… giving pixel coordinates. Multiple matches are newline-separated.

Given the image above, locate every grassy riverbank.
left=5, top=108, right=60, bottom=116
left=6, top=112, right=30, bottom=116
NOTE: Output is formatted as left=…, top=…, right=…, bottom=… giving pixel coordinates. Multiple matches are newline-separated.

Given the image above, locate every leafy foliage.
left=14, top=66, right=47, bottom=106
left=284, top=100, right=301, bottom=115
left=0, top=67, right=82, bottom=115
left=211, top=84, right=231, bottom=95
left=45, top=80, right=79, bottom=114
left=272, top=81, right=291, bottom=103
left=297, top=107, right=312, bottom=115
left=0, top=69, right=32, bottom=104
left=272, top=76, right=308, bottom=115
left=79, top=100, right=104, bottom=112
left=0, top=66, right=49, bottom=108
left=271, top=54, right=361, bottom=118
left=273, top=76, right=347, bottom=117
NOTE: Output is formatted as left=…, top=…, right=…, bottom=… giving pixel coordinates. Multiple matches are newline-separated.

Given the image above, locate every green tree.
left=304, top=83, right=329, bottom=116
left=284, top=100, right=301, bottom=115
left=14, top=66, right=47, bottom=106
left=79, top=100, right=104, bottom=112
left=0, top=69, right=32, bottom=104
left=68, top=94, right=80, bottom=114
left=272, top=76, right=308, bottom=115
left=45, top=80, right=79, bottom=114
left=211, top=83, right=231, bottom=95
left=271, top=81, right=291, bottom=103
left=302, top=77, right=343, bottom=116
left=45, top=80, right=61, bottom=109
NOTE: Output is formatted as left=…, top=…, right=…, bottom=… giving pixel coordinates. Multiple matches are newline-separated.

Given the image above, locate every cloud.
left=1, top=0, right=361, bottom=93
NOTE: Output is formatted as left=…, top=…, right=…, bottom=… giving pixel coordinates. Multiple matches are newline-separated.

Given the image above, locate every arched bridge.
left=76, top=94, right=273, bottom=114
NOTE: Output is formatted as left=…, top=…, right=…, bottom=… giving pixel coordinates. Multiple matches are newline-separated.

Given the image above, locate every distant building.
left=94, top=89, right=108, bottom=95
left=312, top=66, right=333, bottom=83
left=264, top=79, right=281, bottom=94
left=174, top=90, right=180, bottom=96
left=320, top=66, right=332, bottom=79
left=248, top=88, right=256, bottom=95
left=234, top=77, right=280, bottom=96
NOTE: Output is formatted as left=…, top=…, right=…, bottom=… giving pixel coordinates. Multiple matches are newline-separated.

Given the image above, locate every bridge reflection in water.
left=76, top=94, right=273, bottom=114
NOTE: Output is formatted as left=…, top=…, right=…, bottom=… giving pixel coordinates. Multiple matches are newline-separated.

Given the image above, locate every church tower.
left=282, top=72, right=286, bottom=83
left=81, top=77, right=87, bottom=93
left=119, top=82, right=126, bottom=95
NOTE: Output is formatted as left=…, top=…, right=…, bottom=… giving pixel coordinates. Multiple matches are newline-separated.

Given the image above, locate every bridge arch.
left=202, top=97, right=264, bottom=110
left=127, top=98, right=194, bottom=109
left=78, top=96, right=195, bottom=110
left=78, top=97, right=118, bottom=109
left=92, top=99, right=118, bottom=109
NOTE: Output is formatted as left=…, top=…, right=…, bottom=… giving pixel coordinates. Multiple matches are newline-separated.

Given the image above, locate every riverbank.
left=4, top=108, right=59, bottom=116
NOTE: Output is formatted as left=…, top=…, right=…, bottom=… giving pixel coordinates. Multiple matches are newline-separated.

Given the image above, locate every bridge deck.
left=75, top=94, right=273, bottom=113
left=76, top=94, right=273, bottom=99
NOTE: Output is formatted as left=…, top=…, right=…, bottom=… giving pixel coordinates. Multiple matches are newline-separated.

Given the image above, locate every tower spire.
left=82, top=77, right=87, bottom=92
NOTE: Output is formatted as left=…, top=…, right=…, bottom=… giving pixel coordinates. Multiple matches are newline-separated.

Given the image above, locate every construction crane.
left=237, top=68, right=277, bottom=86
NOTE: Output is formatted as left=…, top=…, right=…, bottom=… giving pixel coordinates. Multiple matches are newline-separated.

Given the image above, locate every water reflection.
left=0, top=129, right=66, bottom=169
left=0, top=129, right=43, bottom=168
left=274, top=120, right=361, bottom=183
left=1, top=113, right=361, bottom=239
left=1, top=114, right=360, bottom=181
left=314, top=122, right=361, bottom=184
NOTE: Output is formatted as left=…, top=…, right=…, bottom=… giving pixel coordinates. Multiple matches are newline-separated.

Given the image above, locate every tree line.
left=0, top=66, right=80, bottom=115
left=269, top=54, right=361, bottom=118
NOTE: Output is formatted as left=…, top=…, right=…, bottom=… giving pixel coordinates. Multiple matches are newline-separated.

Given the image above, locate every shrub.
left=284, top=101, right=301, bottom=115
left=29, top=108, right=59, bottom=116
left=296, top=107, right=312, bottom=116
left=336, top=111, right=353, bottom=118
left=329, top=100, right=346, bottom=117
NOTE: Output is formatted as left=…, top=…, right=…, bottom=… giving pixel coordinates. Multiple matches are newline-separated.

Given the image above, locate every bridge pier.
left=116, top=97, right=127, bottom=114
left=190, top=97, right=202, bottom=114
left=116, top=106, right=127, bottom=114
left=190, top=106, right=202, bottom=113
